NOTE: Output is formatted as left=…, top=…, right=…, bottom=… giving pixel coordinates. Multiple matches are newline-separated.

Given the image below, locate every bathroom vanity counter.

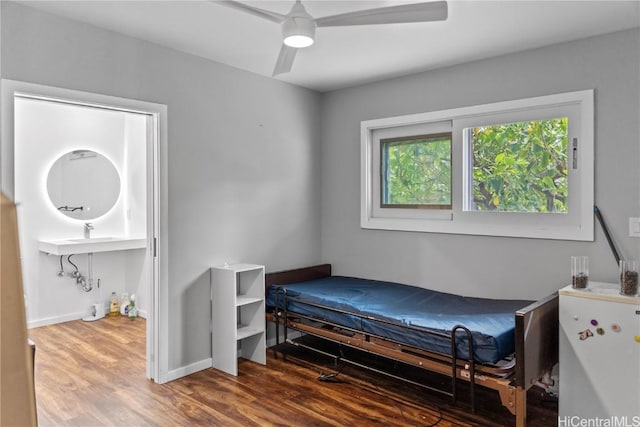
left=38, top=237, right=147, bottom=255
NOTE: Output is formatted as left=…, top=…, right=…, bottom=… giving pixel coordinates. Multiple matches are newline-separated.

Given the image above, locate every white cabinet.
left=559, top=282, right=640, bottom=421
left=211, top=263, right=266, bottom=376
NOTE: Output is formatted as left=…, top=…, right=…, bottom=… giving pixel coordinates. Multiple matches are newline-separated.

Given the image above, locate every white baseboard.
left=28, top=312, right=86, bottom=329
left=29, top=308, right=147, bottom=329
left=159, top=358, right=212, bottom=384
left=159, top=331, right=302, bottom=384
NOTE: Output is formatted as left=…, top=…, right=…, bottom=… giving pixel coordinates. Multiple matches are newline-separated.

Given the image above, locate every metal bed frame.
left=265, top=264, right=558, bottom=427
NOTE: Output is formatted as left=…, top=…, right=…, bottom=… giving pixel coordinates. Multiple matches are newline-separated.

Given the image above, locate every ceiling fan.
left=214, top=0, right=448, bottom=76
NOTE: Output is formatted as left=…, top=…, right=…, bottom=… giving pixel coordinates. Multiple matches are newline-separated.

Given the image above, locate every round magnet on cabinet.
left=590, top=319, right=598, bottom=326
left=596, top=328, right=604, bottom=335
left=612, top=324, right=621, bottom=333
left=635, top=335, right=640, bottom=343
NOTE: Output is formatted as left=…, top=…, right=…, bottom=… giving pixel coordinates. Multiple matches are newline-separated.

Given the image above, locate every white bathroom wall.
left=123, top=113, right=149, bottom=314
left=14, top=97, right=148, bottom=326
left=124, top=114, right=148, bottom=238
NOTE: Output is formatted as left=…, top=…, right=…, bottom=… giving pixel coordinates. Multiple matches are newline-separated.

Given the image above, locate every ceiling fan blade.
left=213, top=0, right=286, bottom=24
left=272, top=44, right=298, bottom=76
left=316, top=1, right=448, bottom=27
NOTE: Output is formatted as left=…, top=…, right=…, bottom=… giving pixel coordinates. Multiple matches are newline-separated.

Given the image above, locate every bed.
left=265, top=264, right=558, bottom=427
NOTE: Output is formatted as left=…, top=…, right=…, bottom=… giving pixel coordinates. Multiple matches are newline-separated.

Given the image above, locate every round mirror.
left=46, top=150, right=121, bottom=220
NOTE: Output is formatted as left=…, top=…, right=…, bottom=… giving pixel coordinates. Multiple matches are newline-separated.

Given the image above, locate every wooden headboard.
left=265, top=264, right=332, bottom=295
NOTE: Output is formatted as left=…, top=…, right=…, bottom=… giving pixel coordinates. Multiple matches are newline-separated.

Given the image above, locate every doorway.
left=1, top=80, right=167, bottom=382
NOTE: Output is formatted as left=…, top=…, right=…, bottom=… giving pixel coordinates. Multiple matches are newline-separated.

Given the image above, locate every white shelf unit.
left=211, top=263, right=266, bottom=376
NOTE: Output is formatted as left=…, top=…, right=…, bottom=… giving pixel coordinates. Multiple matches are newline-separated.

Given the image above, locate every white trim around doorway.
left=1, top=79, right=168, bottom=383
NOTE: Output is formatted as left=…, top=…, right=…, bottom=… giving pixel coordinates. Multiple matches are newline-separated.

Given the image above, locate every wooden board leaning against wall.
left=1, top=193, right=37, bottom=426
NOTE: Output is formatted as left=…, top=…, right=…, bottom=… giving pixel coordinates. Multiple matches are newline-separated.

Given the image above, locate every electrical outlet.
left=629, top=217, right=640, bottom=237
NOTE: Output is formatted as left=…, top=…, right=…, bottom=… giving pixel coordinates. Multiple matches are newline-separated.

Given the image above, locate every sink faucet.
left=84, top=222, right=94, bottom=239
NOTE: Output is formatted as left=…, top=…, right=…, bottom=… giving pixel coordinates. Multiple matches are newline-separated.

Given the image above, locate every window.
left=381, top=133, right=452, bottom=209
left=464, top=118, right=568, bottom=213
left=361, top=90, right=594, bottom=240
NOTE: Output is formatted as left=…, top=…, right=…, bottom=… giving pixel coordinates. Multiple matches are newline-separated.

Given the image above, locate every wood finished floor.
left=28, top=316, right=557, bottom=426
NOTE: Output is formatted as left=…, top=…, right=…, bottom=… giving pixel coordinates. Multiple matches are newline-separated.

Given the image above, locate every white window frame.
left=372, top=121, right=453, bottom=221
left=360, top=90, right=594, bottom=241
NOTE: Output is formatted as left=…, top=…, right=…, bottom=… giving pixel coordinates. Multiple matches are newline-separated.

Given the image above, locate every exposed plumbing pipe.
left=57, top=255, right=65, bottom=276
left=76, top=253, right=92, bottom=293
left=66, top=254, right=92, bottom=292
left=86, top=253, right=94, bottom=292
left=67, top=254, right=79, bottom=277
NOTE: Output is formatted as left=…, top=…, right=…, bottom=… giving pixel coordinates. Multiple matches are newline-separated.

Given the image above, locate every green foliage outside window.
left=470, top=118, right=568, bottom=213
left=382, top=134, right=451, bottom=207
left=381, top=119, right=567, bottom=213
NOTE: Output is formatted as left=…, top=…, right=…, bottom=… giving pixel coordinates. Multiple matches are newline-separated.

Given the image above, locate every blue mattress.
left=266, top=276, right=532, bottom=365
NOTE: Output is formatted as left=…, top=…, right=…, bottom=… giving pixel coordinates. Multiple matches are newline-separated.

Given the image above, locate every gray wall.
left=3, top=1, right=640, bottom=375
left=1, top=2, right=322, bottom=371
left=320, top=29, right=640, bottom=300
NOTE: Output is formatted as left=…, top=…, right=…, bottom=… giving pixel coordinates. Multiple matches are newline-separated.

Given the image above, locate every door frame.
left=1, top=79, right=168, bottom=382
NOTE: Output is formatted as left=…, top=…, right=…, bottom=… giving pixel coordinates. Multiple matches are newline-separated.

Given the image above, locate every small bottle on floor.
left=109, top=292, right=119, bottom=316
left=120, top=292, right=130, bottom=316
left=128, top=294, right=138, bottom=319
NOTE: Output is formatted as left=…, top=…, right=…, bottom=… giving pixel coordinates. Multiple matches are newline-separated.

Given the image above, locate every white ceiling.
left=14, top=0, right=640, bottom=92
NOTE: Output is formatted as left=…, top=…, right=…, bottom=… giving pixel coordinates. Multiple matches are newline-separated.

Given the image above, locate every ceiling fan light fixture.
left=282, top=19, right=315, bottom=48
left=282, top=13, right=316, bottom=48
left=217, top=0, right=449, bottom=76
left=284, top=34, right=314, bottom=48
